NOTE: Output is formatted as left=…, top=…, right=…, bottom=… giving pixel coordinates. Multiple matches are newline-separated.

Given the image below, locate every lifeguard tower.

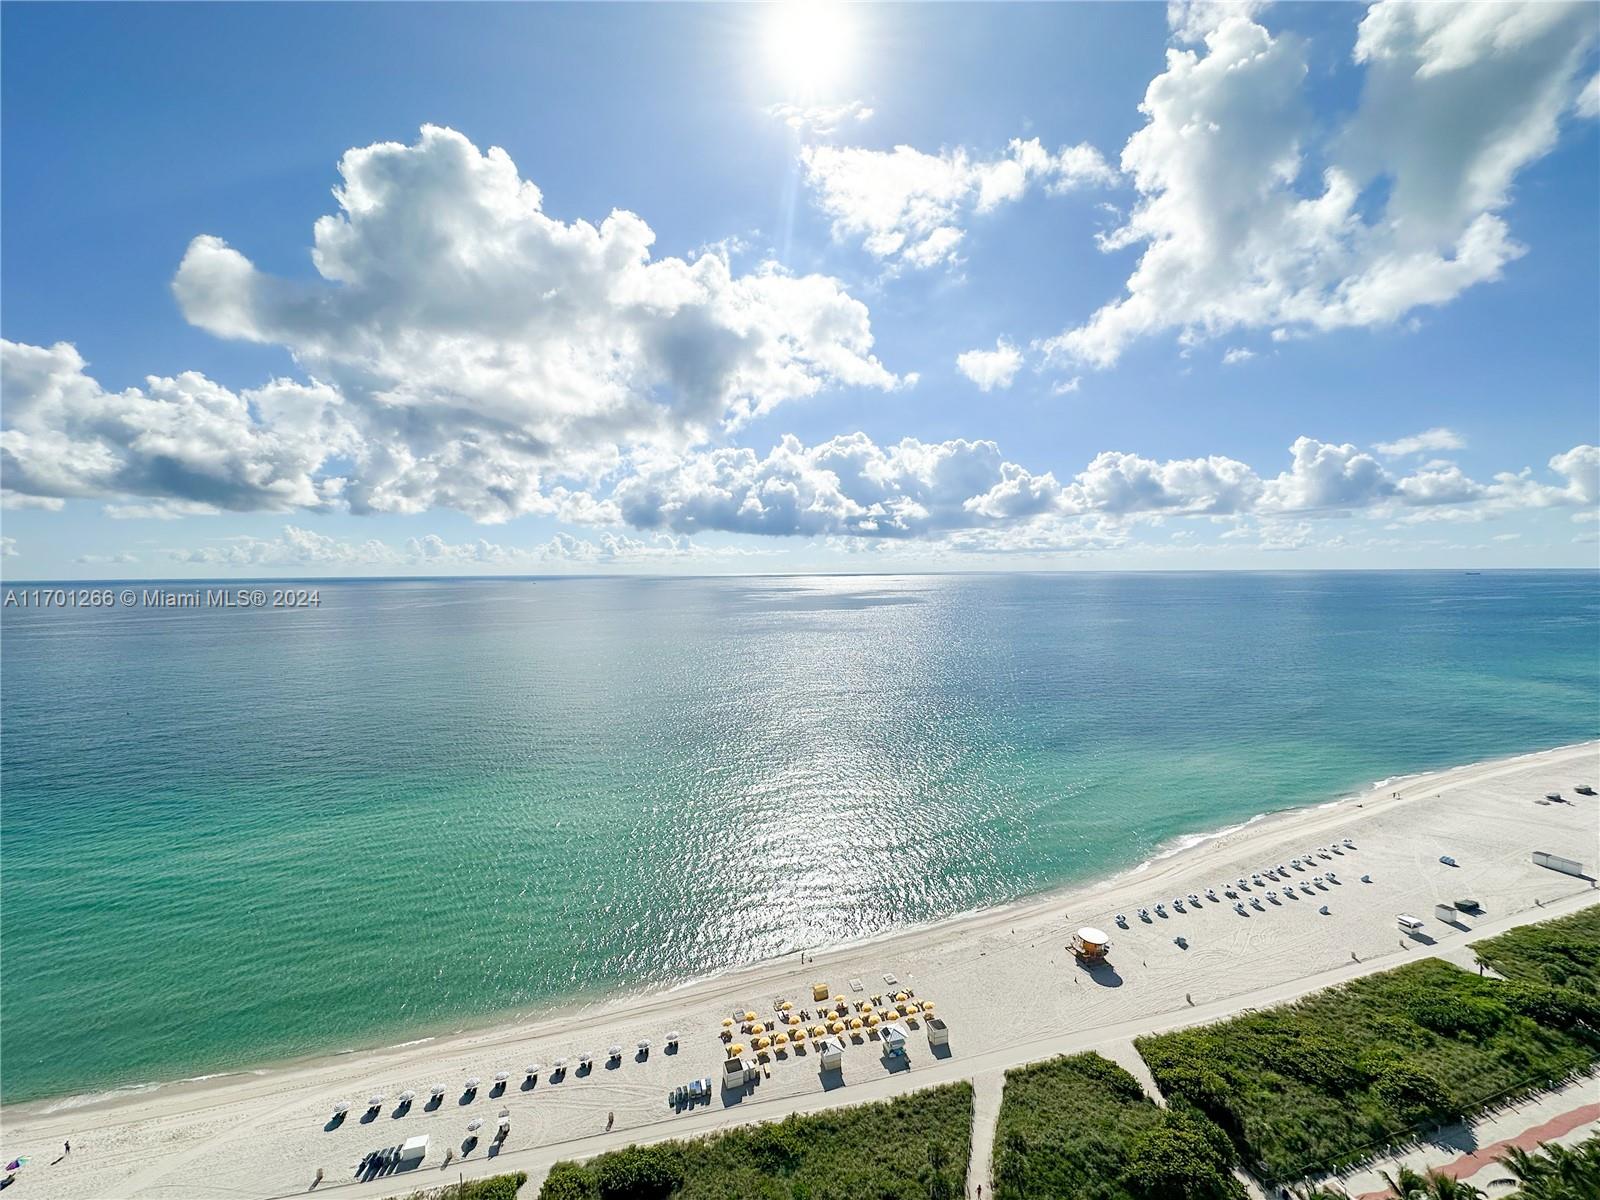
left=1070, top=926, right=1111, bottom=965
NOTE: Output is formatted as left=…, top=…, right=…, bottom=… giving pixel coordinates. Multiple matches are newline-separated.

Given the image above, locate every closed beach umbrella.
left=467, top=1118, right=483, bottom=1132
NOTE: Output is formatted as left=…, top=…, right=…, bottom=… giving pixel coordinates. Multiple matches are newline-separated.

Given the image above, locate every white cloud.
left=1, top=339, right=356, bottom=513
left=1044, top=3, right=1597, bottom=369
left=1577, top=72, right=1600, bottom=118
left=766, top=100, right=874, bottom=138
left=1260, top=437, right=1393, bottom=513
left=1373, top=427, right=1466, bottom=456
left=1221, top=347, right=1255, bottom=365
left=163, top=125, right=902, bottom=521
left=166, top=524, right=729, bottom=570
left=956, top=338, right=1024, bottom=391
left=799, top=136, right=1117, bottom=269
left=74, top=552, right=138, bottom=565
left=1, top=536, right=16, bottom=557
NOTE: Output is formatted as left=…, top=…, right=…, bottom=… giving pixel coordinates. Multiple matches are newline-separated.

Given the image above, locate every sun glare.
left=765, top=2, right=854, bottom=96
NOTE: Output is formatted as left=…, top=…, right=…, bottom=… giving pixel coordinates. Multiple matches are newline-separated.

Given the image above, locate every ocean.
left=2, top=571, right=1595, bottom=1104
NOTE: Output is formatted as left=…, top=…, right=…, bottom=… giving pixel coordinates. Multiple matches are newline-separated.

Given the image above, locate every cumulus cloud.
left=1577, top=72, right=1600, bottom=118
left=162, top=125, right=903, bottom=521
left=1043, top=2, right=1598, bottom=369
left=167, top=525, right=729, bottom=570
left=956, top=338, right=1024, bottom=391
left=799, top=136, right=1117, bottom=269
left=766, top=100, right=874, bottom=137
left=1221, top=347, right=1255, bottom=365
left=1, top=339, right=356, bottom=513
left=1, top=536, right=16, bottom=557
left=1373, top=427, right=1467, bottom=456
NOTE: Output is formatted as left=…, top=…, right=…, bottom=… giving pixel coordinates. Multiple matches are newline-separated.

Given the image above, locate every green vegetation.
left=991, top=1052, right=1242, bottom=1200
left=404, top=1172, right=529, bottom=1200
left=1496, top=1132, right=1600, bottom=1200
left=1475, top=906, right=1600, bottom=996
left=538, top=1082, right=971, bottom=1200
left=1137, top=957, right=1600, bottom=1185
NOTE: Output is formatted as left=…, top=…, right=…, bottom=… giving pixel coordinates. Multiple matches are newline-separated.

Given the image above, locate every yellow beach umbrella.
left=894, top=992, right=908, bottom=1002
left=730, top=1043, right=745, bottom=1055
left=829, top=1020, right=844, bottom=1034
left=811, top=1024, right=827, bottom=1037
left=786, top=1014, right=801, bottom=1026
left=774, top=1033, right=789, bottom=1046
left=834, top=995, right=846, bottom=1005
left=722, top=1017, right=734, bottom=1027
left=780, top=1001, right=793, bottom=1011
left=920, top=1000, right=934, bottom=1011
left=861, top=1002, right=874, bottom=1013
left=849, top=1017, right=863, bottom=1030
left=906, top=1003, right=921, bottom=1015
left=744, top=1010, right=758, bottom=1022
left=865, top=1013, right=880, bottom=1027
left=791, top=1028, right=807, bottom=1042
left=755, top=1036, right=770, bottom=1050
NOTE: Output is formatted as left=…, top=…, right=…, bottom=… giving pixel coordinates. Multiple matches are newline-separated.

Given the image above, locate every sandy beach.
left=4, top=741, right=1597, bottom=1199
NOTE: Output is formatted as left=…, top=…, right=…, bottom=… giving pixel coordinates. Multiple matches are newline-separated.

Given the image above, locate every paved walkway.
left=964, top=1070, right=1004, bottom=1199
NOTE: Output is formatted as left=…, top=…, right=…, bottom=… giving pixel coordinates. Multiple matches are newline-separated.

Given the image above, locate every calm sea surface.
left=2, top=572, right=1596, bottom=1102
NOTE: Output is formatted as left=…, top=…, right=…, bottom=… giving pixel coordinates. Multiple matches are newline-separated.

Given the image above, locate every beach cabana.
left=818, top=1036, right=845, bottom=1070
left=399, top=1135, right=429, bottom=1163
left=812, top=982, right=830, bottom=1001
left=881, top=1024, right=909, bottom=1058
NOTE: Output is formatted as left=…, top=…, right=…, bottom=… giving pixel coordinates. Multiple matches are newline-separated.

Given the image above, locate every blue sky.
left=2, top=1, right=1597, bottom=577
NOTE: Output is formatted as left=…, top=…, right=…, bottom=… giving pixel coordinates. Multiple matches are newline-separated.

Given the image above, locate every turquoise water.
left=2, top=571, right=1596, bottom=1103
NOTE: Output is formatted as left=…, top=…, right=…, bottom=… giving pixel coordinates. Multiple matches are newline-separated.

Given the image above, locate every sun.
left=764, top=2, right=855, bottom=96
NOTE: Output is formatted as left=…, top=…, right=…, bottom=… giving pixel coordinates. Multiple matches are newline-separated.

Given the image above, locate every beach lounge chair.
left=1115, top=913, right=1128, bottom=928
left=1138, top=908, right=1151, bottom=922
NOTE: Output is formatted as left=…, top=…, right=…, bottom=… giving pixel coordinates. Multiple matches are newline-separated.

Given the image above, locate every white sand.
left=3, top=741, right=1596, bottom=1200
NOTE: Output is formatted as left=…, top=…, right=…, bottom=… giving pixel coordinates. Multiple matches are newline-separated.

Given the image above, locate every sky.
left=2, top=0, right=1598, bottom=579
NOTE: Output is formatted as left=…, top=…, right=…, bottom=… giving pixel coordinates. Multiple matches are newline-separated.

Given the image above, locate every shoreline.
left=9, top=737, right=1594, bottom=1122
